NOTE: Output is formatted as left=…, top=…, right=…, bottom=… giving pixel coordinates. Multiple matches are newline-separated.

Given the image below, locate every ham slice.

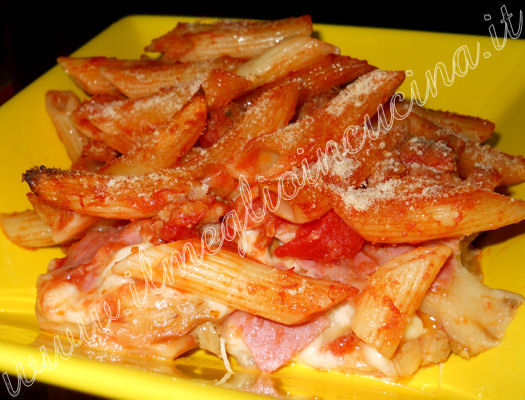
left=48, top=222, right=143, bottom=291
left=227, top=311, right=329, bottom=373
left=64, top=222, right=143, bottom=268
left=361, top=243, right=415, bottom=266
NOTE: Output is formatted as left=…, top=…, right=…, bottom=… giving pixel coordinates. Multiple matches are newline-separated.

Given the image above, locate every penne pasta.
left=28, top=193, right=98, bottom=244
left=391, top=105, right=524, bottom=186
left=57, top=56, right=124, bottom=96
left=146, top=16, right=313, bottom=62
left=257, top=54, right=376, bottom=104
left=229, top=69, right=405, bottom=181
left=352, top=245, right=451, bottom=358
left=179, top=82, right=299, bottom=175
left=458, top=141, right=525, bottom=185
left=200, top=100, right=247, bottom=148
left=73, top=82, right=201, bottom=153
left=235, top=35, right=339, bottom=88
left=99, top=92, right=207, bottom=176
left=57, top=57, right=172, bottom=96
left=71, top=139, right=119, bottom=171
left=45, top=91, right=88, bottom=162
left=295, top=89, right=341, bottom=120
left=23, top=166, right=211, bottom=219
left=318, top=127, right=404, bottom=189
left=0, top=210, right=54, bottom=248
left=329, top=182, right=525, bottom=243
left=260, top=182, right=331, bottom=224
left=199, top=54, right=374, bottom=149
left=200, top=69, right=252, bottom=110
left=405, top=101, right=495, bottom=143
left=112, top=239, right=357, bottom=325
left=101, top=56, right=243, bottom=98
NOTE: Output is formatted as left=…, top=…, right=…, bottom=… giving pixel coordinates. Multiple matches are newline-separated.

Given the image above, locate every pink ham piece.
left=59, top=222, right=142, bottom=270
left=46, top=222, right=144, bottom=292
left=228, top=311, right=329, bottom=373
left=59, top=227, right=123, bottom=270
left=361, top=243, right=415, bottom=266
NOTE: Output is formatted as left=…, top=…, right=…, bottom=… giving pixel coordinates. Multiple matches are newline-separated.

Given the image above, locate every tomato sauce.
left=273, top=210, right=364, bottom=262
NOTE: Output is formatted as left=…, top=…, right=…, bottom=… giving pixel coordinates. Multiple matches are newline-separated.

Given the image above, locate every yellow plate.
left=1, top=15, right=525, bottom=399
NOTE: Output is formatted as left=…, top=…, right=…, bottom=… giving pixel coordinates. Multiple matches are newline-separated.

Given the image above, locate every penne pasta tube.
left=23, top=166, right=210, bottom=219
left=71, top=139, right=119, bottom=172
left=111, top=239, right=358, bottom=325
left=458, top=141, right=525, bottom=186
left=199, top=54, right=374, bottom=149
left=27, top=193, right=98, bottom=244
left=45, top=91, right=88, bottom=162
left=259, top=182, right=331, bottom=224
left=404, top=101, right=495, bottom=143
left=99, top=92, right=207, bottom=176
left=57, top=56, right=124, bottom=95
left=4, top=14, right=525, bottom=380
left=352, top=245, right=452, bottom=358
left=146, top=16, right=313, bottom=62
left=392, top=104, right=523, bottom=186
left=200, top=69, right=252, bottom=110
left=329, top=182, right=525, bottom=243
left=199, top=100, right=247, bottom=148
left=0, top=210, right=54, bottom=248
left=295, top=89, right=340, bottom=120
left=229, top=69, right=405, bottom=181
left=101, top=56, right=243, bottom=98
left=257, top=54, right=376, bottom=104
left=58, top=57, right=176, bottom=95
left=235, top=36, right=339, bottom=87
left=73, top=82, right=201, bottom=154
left=320, top=128, right=404, bottom=189
left=390, top=105, right=446, bottom=142
left=179, top=82, right=299, bottom=174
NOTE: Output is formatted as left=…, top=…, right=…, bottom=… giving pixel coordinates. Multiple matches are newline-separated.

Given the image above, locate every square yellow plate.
left=1, top=15, right=524, bottom=399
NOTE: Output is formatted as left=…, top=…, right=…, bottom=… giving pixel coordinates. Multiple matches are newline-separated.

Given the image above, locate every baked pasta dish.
left=1, top=15, right=525, bottom=380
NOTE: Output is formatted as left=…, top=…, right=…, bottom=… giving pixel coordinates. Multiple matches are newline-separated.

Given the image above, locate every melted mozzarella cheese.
left=362, top=344, right=395, bottom=376
left=402, top=315, right=426, bottom=342
left=295, top=303, right=355, bottom=370
left=41, top=281, right=89, bottom=322
left=41, top=242, right=153, bottom=324
left=99, top=242, right=154, bottom=289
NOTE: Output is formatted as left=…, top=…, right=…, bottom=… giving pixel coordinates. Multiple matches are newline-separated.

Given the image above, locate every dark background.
left=1, top=1, right=523, bottom=103
left=0, top=1, right=523, bottom=398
